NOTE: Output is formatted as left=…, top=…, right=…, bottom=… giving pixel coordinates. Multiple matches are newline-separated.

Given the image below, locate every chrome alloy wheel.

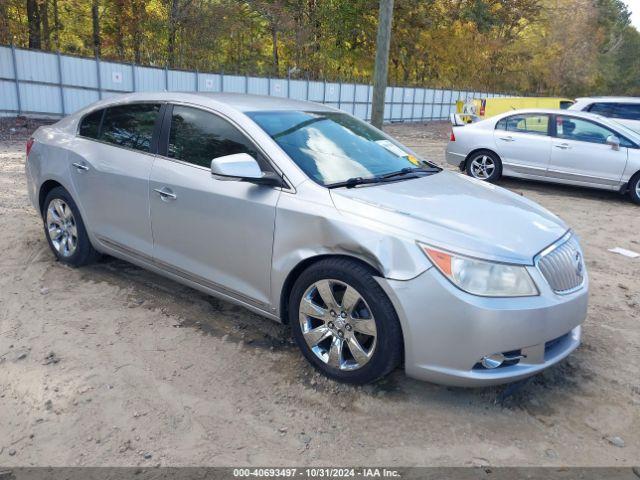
left=46, top=199, right=78, bottom=257
left=470, top=154, right=496, bottom=180
left=636, top=179, right=640, bottom=199
left=299, top=279, right=377, bottom=371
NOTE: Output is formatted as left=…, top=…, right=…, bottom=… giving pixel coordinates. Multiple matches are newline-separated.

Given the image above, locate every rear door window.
left=100, top=103, right=161, bottom=152
left=587, top=103, right=613, bottom=116
left=611, top=103, right=640, bottom=121
left=501, top=114, right=550, bottom=135
left=79, top=109, right=104, bottom=139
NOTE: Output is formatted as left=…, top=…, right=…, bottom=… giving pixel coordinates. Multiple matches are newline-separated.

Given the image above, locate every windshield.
left=607, top=117, right=640, bottom=139
left=246, top=110, right=434, bottom=186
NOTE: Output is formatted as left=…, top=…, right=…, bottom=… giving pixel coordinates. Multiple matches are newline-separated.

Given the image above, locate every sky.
left=623, top=0, right=640, bottom=29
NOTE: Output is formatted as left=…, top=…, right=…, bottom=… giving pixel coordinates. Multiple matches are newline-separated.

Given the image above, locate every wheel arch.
left=463, top=147, right=502, bottom=170
left=624, top=169, right=640, bottom=198
left=279, top=254, right=383, bottom=325
left=38, top=179, right=65, bottom=214
left=627, top=169, right=640, bottom=187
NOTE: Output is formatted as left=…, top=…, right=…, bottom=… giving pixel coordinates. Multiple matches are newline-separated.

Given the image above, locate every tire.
left=289, top=258, right=403, bottom=384
left=628, top=172, right=640, bottom=205
left=465, top=150, right=502, bottom=182
left=42, top=186, right=100, bottom=267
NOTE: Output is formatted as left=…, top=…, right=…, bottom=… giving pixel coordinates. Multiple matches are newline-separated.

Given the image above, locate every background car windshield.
left=247, top=111, right=426, bottom=186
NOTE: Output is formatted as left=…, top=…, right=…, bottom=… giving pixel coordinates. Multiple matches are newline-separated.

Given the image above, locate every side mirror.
left=210, top=153, right=284, bottom=187
left=606, top=135, right=621, bottom=151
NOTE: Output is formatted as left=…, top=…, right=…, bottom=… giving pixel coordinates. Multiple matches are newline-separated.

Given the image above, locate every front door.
left=548, top=115, right=628, bottom=188
left=149, top=105, right=281, bottom=308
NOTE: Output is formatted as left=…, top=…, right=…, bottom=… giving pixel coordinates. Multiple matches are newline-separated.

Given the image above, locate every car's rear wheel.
left=43, top=186, right=100, bottom=266
left=289, top=258, right=403, bottom=384
left=466, top=150, right=502, bottom=182
left=628, top=172, right=640, bottom=205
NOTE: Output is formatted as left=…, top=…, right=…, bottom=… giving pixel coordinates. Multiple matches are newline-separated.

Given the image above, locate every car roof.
left=87, top=91, right=335, bottom=113
left=574, top=96, right=640, bottom=104
left=481, top=108, right=640, bottom=141
left=492, top=108, right=604, bottom=119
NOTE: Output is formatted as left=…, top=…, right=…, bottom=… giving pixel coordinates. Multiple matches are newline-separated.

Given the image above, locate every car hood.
left=330, top=171, right=568, bottom=265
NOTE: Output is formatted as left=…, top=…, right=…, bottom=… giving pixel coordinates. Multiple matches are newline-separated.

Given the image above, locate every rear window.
left=99, top=103, right=161, bottom=152
left=78, top=109, right=104, bottom=139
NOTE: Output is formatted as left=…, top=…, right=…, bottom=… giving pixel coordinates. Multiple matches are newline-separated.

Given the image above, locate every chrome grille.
left=537, top=235, right=585, bottom=294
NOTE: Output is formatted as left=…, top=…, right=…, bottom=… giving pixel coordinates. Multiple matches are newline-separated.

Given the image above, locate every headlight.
left=418, top=243, right=539, bottom=297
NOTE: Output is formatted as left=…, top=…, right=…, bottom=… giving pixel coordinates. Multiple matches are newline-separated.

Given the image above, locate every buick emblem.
left=574, top=251, right=583, bottom=277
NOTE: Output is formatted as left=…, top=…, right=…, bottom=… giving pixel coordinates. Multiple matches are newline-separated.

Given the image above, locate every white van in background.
left=569, top=97, right=640, bottom=133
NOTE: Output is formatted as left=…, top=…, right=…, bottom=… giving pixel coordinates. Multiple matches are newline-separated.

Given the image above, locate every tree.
left=92, top=0, right=101, bottom=56
left=130, top=0, right=144, bottom=64
left=0, top=1, right=10, bottom=45
left=41, top=0, right=51, bottom=50
left=372, top=0, right=394, bottom=128
left=27, top=0, right=41, bottom=49
left=3, top=0, right=639, bottom=97
left=249, top=0, right=290, bottom=75
left=52, top=0, right=60, bottom=49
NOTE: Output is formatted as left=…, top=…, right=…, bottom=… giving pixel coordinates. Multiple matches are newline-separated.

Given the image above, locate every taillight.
left=26, top=137, right=35, bottom=157
left=450, top=130, right=456, bottom=142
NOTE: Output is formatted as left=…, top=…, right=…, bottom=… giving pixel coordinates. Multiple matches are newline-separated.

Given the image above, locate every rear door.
left=548, top=115, right=628, bottom=188
left=70, top=103, right=162, bottom=256
left=493, top=113, right=552, bottom=176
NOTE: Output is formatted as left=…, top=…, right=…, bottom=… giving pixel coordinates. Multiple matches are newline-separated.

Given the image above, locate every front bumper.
left=377, top=265, right=588, bottom=387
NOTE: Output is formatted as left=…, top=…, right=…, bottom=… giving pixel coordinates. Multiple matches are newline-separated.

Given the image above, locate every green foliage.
left=1, top=0, right=638, bottom=96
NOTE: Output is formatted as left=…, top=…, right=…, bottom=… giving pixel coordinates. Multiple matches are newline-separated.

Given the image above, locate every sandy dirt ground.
left=0, top=120, right=639, bottom=467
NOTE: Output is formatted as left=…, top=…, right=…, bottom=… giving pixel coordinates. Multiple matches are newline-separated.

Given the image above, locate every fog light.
left=481, top=353, right=505, bottom=369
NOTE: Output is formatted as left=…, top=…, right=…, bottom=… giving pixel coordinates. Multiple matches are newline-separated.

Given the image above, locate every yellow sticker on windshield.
left=407, top=154, right=420, bottom=166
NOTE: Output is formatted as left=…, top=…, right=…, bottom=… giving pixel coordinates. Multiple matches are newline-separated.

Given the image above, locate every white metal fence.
left=0, top=45, right=508, bottom=122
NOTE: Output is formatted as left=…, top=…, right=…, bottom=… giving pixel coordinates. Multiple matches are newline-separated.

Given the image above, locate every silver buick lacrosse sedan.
left=25, top=93, right=588, bottom=386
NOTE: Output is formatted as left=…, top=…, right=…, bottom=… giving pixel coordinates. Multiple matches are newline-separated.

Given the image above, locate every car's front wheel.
left=42, top=186, right=100, bottom=267
left=466, top=150, right=502, bottom=182
left=289, top=258, right=403, bottom=384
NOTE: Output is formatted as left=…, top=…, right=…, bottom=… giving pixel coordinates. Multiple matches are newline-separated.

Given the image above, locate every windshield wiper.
left=326, top=166, right=441, bottom=189
left=380, top=166, right=441, bottom=179
left=326, top=176, right=383, bottom=189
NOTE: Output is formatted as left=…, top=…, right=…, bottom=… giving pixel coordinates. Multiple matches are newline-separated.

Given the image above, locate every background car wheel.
left=466, top=150, right=502, bottom=182
left=289, top=258, right=403, bottom=384
left=43, top=186, right=100, bottom=267
left=628, top=172, right=640, bottom=205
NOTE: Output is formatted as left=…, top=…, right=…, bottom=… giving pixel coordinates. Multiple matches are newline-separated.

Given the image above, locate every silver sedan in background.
left=26, top=93, right=588, bottom=386
left=446, top=108, right=640, bottom=204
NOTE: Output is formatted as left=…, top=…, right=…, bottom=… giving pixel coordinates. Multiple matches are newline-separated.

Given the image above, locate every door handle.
left=153, top=187, right=177, bottom=200
left=72, top=162, right=89, bottom=171
left=499, top=136, right=514, bottom=142
left=554, top=143, right=570, bottom=150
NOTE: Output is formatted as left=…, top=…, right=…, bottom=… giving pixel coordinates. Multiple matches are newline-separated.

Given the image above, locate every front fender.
left=270, top=184, right=432, bottom=317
